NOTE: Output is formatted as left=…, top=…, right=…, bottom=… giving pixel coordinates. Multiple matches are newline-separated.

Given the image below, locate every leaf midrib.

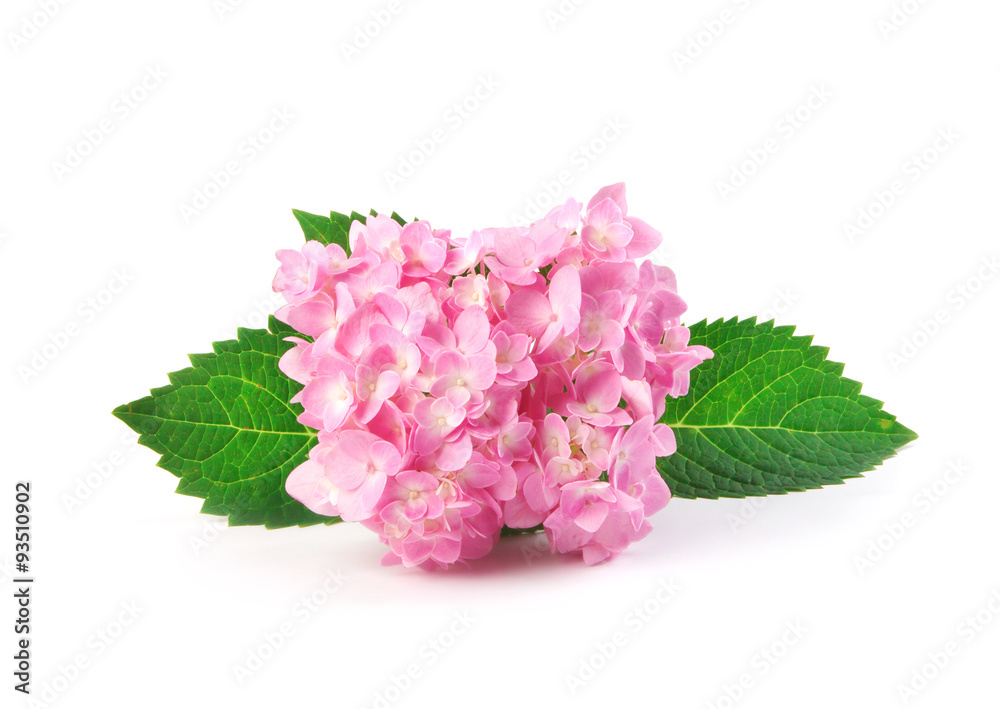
left=132, top=411, right=318, bottom=438
left=670, top=424, right=881, bottom=432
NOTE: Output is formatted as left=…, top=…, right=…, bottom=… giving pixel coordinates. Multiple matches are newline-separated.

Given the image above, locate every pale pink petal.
left=285, top=460, right=338, bottom=517
left=504, top=288, right=553, bottom=338
left=587, top=183, right=628, bottom=214
left=453, top=306, right=491, bottom=355
left=624, top=216, right=662, bottom=258
left=575, top=502, right=610, bottom=533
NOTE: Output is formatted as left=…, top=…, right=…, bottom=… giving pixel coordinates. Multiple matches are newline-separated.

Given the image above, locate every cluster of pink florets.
left=274, top=184, right=712, bottom=569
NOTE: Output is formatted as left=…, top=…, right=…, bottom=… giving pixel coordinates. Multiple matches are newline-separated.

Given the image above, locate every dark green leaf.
left=658, top=317, right=917, bottom=499
left=291, top=209, right=334, bottom=244
left=113, top=320, right=335, bottom=528
left=292, top=208, right=363, bottom=253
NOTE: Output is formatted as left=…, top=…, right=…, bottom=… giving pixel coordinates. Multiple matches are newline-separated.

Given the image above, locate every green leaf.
left=329, top=211, right=355, bottom=250
left=113, top=317, right=336, bottom=528
left=368, top=209, right=408, bottom=227
left=658, top=317, right=917, bottom=499
left=292, top=209, right=365, bottom=253
left=291, top=209, right=335, bottom=244
left=293, top=208, right=409, bottom=252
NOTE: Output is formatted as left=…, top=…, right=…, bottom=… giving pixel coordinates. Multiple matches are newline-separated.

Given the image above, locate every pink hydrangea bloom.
left=273, top=241, right=330, bottom=303
left=278, top=185, right=713, bottom=569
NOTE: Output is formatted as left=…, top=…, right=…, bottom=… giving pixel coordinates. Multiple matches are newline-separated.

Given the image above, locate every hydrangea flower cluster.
left=274, top=184, right=712, bottom=569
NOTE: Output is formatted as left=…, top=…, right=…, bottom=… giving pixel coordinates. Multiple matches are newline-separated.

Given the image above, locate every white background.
left=2, top=1, right=998, bottom=707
